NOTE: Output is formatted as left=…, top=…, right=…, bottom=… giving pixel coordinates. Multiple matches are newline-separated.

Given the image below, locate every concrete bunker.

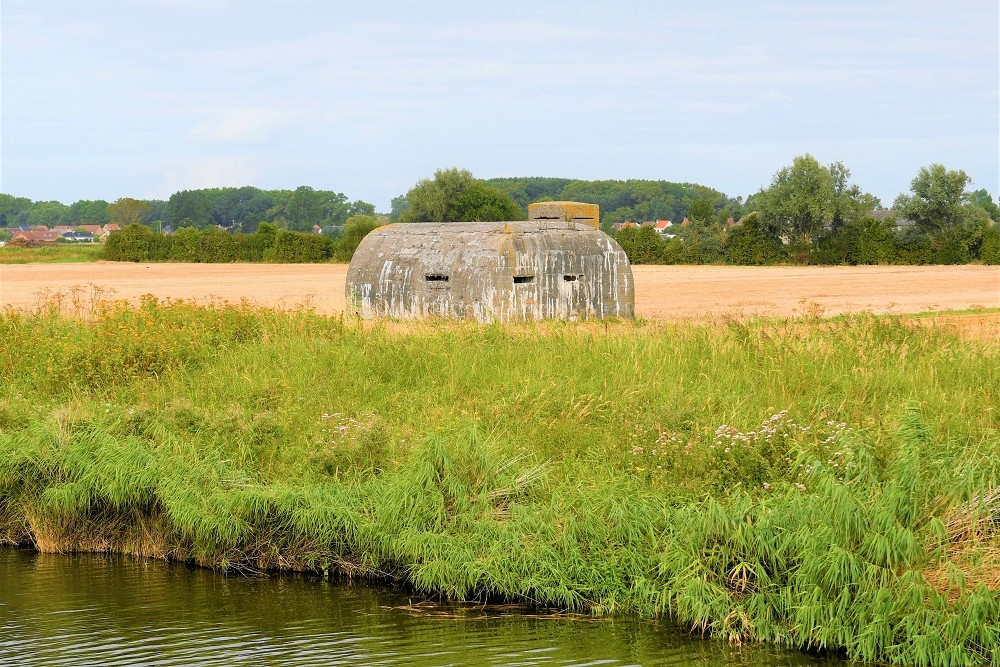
left=346, top=219, right=634, bottom=321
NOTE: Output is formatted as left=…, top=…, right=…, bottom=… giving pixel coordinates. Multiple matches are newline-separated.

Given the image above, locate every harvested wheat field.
left=1, top=261, right=997, bottom=322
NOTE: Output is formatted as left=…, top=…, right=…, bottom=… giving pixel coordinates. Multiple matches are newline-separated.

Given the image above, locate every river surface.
left=0, top=548, right=847, bottom=666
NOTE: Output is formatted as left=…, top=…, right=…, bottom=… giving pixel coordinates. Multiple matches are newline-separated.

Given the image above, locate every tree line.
left=611, top=157, right=998, bottom=266
left=3, top=157, right=997, bottom=265
left=0, top=185, right=376, bottom=237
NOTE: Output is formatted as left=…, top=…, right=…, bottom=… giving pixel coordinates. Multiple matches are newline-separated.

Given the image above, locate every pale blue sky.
left=2, top=0, right=997, bottom=210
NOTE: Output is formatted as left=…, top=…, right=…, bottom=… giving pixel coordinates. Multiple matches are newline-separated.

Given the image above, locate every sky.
left=1, top=0, right=997, bottom=211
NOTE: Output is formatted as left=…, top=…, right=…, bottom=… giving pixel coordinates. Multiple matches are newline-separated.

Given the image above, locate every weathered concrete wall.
left=346, top=220, right=634, bottom=321
left=527, top=201, right=600, bottom=230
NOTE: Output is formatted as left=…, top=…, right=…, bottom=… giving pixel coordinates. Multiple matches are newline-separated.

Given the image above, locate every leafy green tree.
left=66, top=200, right=112, bottom=226
left=969, top=188, right=999, bottom=221
left=167, top=190, right=213, bottom=228
left=108, top=197, right=152, bottom=228
left=335, top=214, right=382, bottom=261
left=27, top=201, right=69, bottom=228
left=893, top=164, right=990, bottom=264
left=687, top=199, right=715, bottom=223
left=287, top=186, right=323, bottom=231
left=348, top=200, right=376, bottom=217
left=211, top=186, right=272, bottom=232
left=754, top=154, right=833, bottom=261
left=389, top=195, right=409, bottom=222
left=0, top=194, right=33, bottom=227
left=401, top=168, right=521, bottom=222
left=893, top=165, right=975, bottom=235
left=753, top=154, right=874, bottom=264
left=830, top=162, right=880, bottom=231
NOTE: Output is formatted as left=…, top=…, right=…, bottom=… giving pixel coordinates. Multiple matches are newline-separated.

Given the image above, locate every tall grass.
left=0, top=301, right=997, bottom=665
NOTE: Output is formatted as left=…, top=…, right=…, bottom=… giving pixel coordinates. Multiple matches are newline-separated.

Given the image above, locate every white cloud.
left=188, top=109, right=297, bottom=144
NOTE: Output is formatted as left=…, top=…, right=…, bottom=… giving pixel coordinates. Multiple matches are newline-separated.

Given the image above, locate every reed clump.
left=0, top=300, right=997, bottom=665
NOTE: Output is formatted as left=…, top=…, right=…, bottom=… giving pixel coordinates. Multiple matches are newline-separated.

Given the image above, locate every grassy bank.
left=0, top=244, right=103, bottom=264
left=0, top=301, right=997, bottom=665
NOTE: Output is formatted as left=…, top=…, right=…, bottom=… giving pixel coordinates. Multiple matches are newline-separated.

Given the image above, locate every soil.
left=1, top=262, right=997, bottom=324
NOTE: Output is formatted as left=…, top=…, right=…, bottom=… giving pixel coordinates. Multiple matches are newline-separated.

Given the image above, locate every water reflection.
left=0, top=548, right=844, bottom=666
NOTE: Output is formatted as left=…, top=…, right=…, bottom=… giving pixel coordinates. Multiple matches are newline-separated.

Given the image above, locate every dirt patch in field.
left=2, top=262, right=997, bottom=325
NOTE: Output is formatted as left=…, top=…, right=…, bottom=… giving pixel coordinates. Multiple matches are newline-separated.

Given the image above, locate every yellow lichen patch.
left=528, top=201, right=600, bottom=229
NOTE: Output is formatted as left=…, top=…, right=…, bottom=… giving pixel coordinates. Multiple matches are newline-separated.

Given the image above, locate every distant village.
left=1, top=223, right=122, bottom=246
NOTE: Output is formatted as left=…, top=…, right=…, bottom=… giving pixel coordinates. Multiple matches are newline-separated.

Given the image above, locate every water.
left=0, top=548, right=846, bottom=666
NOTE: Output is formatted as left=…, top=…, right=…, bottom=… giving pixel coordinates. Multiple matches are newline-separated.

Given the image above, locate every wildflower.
left=763, top=483, right=770, bottom=490
left=796, top=483, right=806, bottom=492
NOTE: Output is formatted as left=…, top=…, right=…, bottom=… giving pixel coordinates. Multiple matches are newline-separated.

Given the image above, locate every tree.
left=893, top=165, right=974, bottom=235
left=389, top=195, right=409, bottom=222
left=687, top=199, right=715, bottom=223
left=67, top=200, right=111, bottom=226
left=400, top=168, right=521, bottom=222
left=108, top=198, right=152, bottom=228
left=0, top=194, right=33, bottom=227
left=755, top=155, right=833, bottom=261
left=753, top=154, right=873, bottom=264
left=167, top=190, right=213, bottom=228
left=969, top=188, right=999, bottom=221
left=893, top=164, right=989, bottom=264
left=27, top=201, right=69, bottom=228
left=335, top=214, right=382, bottom=261
left=287, top=186, right=323, bottom=232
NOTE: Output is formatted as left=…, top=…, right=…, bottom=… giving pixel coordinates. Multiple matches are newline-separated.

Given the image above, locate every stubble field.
left=1, top=262, right=997, bottom=323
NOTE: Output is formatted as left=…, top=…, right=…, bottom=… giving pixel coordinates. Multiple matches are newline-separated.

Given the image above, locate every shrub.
left=265, top=229, right=334, bottom=263
left=724, top=213, right=786, bottom=265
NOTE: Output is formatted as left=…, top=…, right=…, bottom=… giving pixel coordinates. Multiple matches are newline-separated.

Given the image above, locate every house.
left=347, top=219, right=634, bottom=322
left=61, top=230, right=94, bottom=243
left=612, top=221, right=639, bottom=231
left=871, top=209, right=915, bottom=230
left=653, top=220, right=672, bottom=234
left=99, top=224, right=121, bottom=241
